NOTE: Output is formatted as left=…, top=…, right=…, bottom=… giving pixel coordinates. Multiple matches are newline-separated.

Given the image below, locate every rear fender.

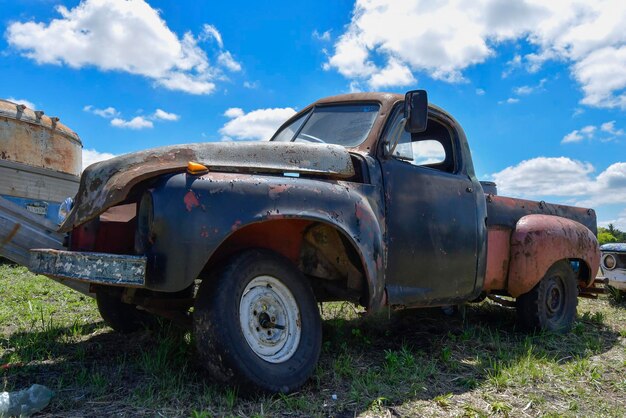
left=507, top=214, right=600, bottom=297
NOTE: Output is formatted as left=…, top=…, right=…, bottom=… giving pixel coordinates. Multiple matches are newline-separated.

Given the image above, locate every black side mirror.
left=404, top=90, right=428, bottom=133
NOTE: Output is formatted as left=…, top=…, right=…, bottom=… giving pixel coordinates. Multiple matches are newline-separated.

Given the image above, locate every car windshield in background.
left=271, top=104, right=379, bottom=147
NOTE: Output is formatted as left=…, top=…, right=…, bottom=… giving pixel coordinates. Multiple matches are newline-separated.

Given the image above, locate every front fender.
left=507, top=214, right=600, bottom=297
left=145, top=172, right=386, bottom=310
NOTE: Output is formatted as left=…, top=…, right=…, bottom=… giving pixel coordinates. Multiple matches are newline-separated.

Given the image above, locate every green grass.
left=1, top=262, right=625, bottom=417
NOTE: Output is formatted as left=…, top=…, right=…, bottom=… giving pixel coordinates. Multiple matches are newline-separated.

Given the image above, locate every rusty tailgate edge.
left=29, top=249, right=147, bottom=287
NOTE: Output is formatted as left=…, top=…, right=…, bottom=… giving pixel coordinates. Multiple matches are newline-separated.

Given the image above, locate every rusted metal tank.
left=0, top=99, right=82, bottom=223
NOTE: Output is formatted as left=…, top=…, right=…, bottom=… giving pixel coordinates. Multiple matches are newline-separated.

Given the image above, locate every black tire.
left=516, top=261, right=578, bottom=333
left=95, top=290, right=153, bottom=333
left=194, top=249, right=322, bottom=394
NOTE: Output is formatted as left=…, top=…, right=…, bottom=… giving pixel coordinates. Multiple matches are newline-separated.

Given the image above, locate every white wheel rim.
left=239, top=275, right=301, bottom=363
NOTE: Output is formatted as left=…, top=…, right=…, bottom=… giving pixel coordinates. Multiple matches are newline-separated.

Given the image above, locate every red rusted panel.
left=211, top=219, right=311, bottom=266
left=507, top=214, right=600, bottom=297
left=71, top=204, right=136, bottom=254
left=483, top=226, right=511, bottom=291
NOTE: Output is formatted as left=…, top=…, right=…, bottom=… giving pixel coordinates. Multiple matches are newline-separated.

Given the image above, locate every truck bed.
left=486, top=194, right=597, bottom=235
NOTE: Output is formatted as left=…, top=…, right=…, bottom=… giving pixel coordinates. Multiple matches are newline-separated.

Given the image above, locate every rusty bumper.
left=29, top=249, right=146, bottom=287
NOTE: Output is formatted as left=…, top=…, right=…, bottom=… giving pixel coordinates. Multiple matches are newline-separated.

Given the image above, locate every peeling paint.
left=184, top=190, right=201, bottom=212
left=29, top=249, right=146, bottom=287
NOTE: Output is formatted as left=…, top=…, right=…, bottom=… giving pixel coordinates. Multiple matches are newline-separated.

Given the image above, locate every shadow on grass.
left=0, top=301, right=621, bottom=417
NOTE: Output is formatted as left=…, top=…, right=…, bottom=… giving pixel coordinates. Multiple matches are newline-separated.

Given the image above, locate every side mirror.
left=404, top=90, right=428, bottom=133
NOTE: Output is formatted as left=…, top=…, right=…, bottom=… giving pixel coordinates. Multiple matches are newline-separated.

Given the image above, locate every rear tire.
left=516, top=261, right=577, bottom=333
left=95, top=290, right=152, bottom=333
left=194, top=249, right=322, bottom=393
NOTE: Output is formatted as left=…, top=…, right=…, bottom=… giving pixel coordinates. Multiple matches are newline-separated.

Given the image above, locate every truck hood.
left=59, top=141, right=355, bottom=232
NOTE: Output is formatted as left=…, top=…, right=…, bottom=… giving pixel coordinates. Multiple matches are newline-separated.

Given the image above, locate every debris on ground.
left=0, top=384, right=54, bottom=417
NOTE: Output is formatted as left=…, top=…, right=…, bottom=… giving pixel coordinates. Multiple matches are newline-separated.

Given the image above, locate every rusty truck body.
left=21, top=91, right=599, bottom=393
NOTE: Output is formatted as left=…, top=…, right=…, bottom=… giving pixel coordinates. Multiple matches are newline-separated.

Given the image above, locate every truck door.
left=380, top=110, right=479, bottom=307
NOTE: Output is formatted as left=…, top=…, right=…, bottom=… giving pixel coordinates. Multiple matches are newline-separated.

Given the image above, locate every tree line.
left=598, top=224, right=626, bottom=245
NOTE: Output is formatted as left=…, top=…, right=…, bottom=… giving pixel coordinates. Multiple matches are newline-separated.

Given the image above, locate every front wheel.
left=194, top=249, right=322, bottom=393
left=516, top=261, right=577, bottom=333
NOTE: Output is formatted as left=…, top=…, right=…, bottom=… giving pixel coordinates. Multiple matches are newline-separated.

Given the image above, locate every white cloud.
left=513, top=85, right=533, bottom=96
left=83, top=105, right=118, bottom=118
left=498, top=97, right=519, bottom=104
left=111, top=116, right=153, bottom=129
left=368, top=58, right=416, bottom=89
left=6, top=0, right=239, bottom=95
left=153, top=108, right=179, bottom=121
left=312, top=29, right=331, bottom=41
left=475, top=88, right=485, bottom=96
left=601, top=120, right=625, bottom=136
left=82, top=148, right=116, bottom=170
left=562, top=130, right=584, bottom=144
left=491, top=157, right=626, bottom=207
left=84, top=106, right=179, bottom=125
left=223, top=107, right=244, bottom=118
left=562, top=121, right=624, bottom=143
left=4, top=97, right=36, bottom=109
left=599, top=209, right=626, bottom=230
left=512, top=78, right=546, bottom=97
left=326, top=0, right=626, bottom=108
left=219, top=107, right=296, bottom=141
left=502, top=54, right=522, bottom=78
left=155, top=72, right=215, bottom=95
left=201, top=24, right=223, bottom=48
left=349, top=81, right=362, bottom=93
left=243, top=80, right=259, bottom=89
left=217, top=51, right=241, bottom=72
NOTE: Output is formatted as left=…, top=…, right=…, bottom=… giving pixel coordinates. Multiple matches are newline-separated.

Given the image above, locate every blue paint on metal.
left=1, top=195, right=62, bottom=224
left=600, top=243, right=626, bottom=252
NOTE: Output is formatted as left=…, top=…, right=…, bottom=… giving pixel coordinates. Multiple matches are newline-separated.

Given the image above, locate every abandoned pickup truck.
left=28, top=91, right=600, bottom=393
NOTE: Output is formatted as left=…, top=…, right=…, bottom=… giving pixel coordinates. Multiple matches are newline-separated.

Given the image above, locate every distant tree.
left=598, top=231, right=618, bottom=245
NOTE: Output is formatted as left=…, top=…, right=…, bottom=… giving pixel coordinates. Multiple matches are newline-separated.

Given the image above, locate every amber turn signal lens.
left=187, top=161, right=209, bottom=175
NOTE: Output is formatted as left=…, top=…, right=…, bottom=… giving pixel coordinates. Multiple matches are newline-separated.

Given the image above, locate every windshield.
left=271, top=104, right=379, bottom=147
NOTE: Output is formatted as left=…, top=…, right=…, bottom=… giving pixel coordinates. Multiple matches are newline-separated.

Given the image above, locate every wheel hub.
left=545, top=279, right=564, bottom=315
left=239, top=275, right=301, bottom=363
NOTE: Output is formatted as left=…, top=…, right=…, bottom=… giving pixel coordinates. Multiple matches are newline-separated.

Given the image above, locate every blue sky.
left=1, top=0, right=625, bottom=228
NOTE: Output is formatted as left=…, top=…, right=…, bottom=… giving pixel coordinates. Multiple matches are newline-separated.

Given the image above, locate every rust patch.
left=184, top=190, right=201, bottom=212
left=268, top=184, right=290, bottom=199
left=213, top=219, right=310, bottom=265
left=507, top=214, right=600, bottom=297
left=0, top=223, right=21, bottom=248
left=483, top=226, right=511, bottom=291
left=231, top=220, right=242, bottom=232
left=0, top=100, right=82, bottom=176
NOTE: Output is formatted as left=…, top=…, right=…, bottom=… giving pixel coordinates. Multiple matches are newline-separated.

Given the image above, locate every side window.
left=389, top=113, right=455, bottom=172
